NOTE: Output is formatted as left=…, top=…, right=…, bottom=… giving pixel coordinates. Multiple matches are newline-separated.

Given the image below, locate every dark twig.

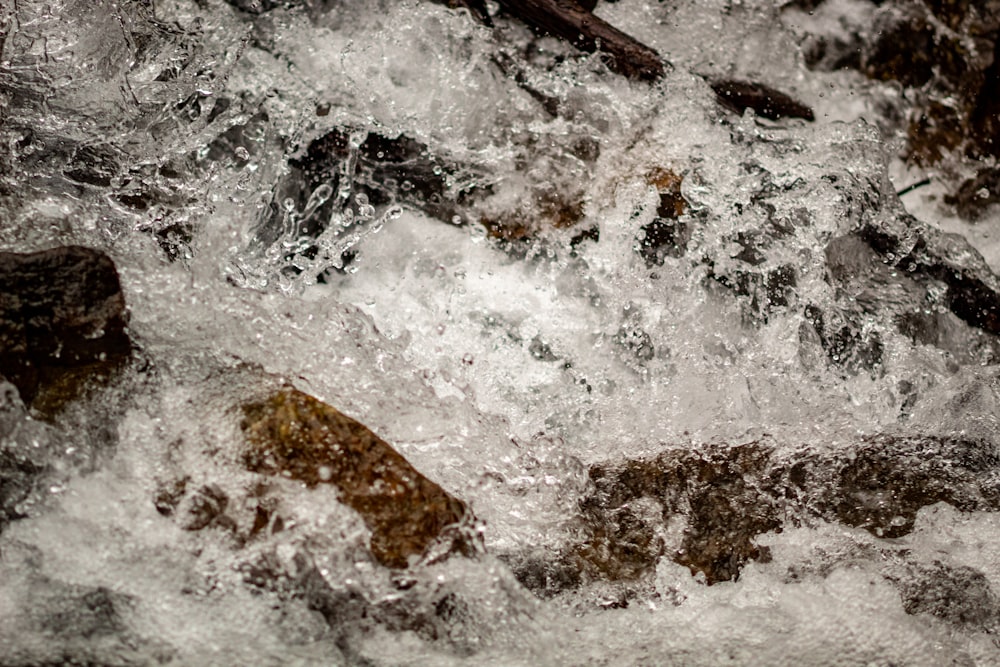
left=709, top=79, right=815, bottom=121
left=896, top=177, right=931, bottom=197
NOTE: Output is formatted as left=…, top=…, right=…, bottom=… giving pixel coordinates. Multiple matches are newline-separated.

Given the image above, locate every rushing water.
left=2, top=0, right=1000, bottom=664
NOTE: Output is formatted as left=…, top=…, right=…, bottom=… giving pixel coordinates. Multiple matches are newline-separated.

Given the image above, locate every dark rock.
left=821, top=435, right=995, bottom=537
left=803, top=304, right=884, bottom=375
left=812, top=219, right=1000, bottom=368
left=281, top=128, right=482, bottom=235
left=863, top=6, right=957, bottom=88
left=223, top=0, right=327, bottom=14
left=585, top=443, right=780, bottom=585
left=528, top=336, right=559, bottom=362
left=0, top=246, right=132, bottom=414
left=63, top=144, right=120, bottom=188
left=39, top=585, right=131, bottom=639
left=178, top=484, right=234, bottom=532
left=241, top=386, right=471, bottom=568
left=495, top=0, right=666, bottom=81
left=793, top=0, right=1000, bottom=183
left=0, top=444, right=48, bottom=527
left=613, top=324, right=655, bottom=363
left=502, top=552, right=583, bottom=598
left=263, top=128, right=487, bottom=275
left=857, top=219, right=1000, bottom=336
left=152, top=477, right=188, bottom=517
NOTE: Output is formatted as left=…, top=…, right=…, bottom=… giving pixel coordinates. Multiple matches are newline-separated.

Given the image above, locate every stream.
left=2, top=0, right=1000, bottom=664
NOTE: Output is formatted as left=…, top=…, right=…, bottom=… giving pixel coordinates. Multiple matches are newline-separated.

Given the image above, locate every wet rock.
left=790, top=0, right=1000, bottom=202
left=152, top=477, right=188, bottom=517
left=279, top=128, right=482, bottom=234
left=857, top=218, right=1000, bottom=337
left=712, top=263, right=799, bottom=325
left=264, top=128, right=486, bottom=275
left=502, top=551, right=584, bottom=598
left=585, top=443, right=780, bottom=585
left=527, top=434, right=1000, bottom=591
left=0, top=246, right=131, bottom=415
left=0, top=559, right=171, bottom=667
left=240, top=386, right=471, bottom=568
left=802, top=304, right=884, bottom=375
left=818, top=435, right=998, bottom=537
left=895, top=561, right=1000, bottom=630
left=814, top=218, right=1000, bottom=368
left=945, top=165, right=1000, bottom=220
left=494, top=0, right=666, bottom=81
left=178, top=483, right=237, bottom=533
left=223, top=0, right=334, bottom=15
left=37, top=585, right=132, bottom=640
left=63, top=144, right=120, bottom=188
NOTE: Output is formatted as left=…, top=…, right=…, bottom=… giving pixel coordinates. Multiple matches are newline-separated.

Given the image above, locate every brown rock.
left=585, top=443, right=780, bottom=585
left=240, top=387, right=469, bottom=568
left=514, top=434, right=1000, bottom=593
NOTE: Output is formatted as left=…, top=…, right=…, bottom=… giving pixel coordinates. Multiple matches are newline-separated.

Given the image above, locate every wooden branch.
left=709, top=79, right=815, bottom=121
left=496, top=0, right=666, bottom=81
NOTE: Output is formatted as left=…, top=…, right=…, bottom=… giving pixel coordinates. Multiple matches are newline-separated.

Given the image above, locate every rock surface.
left=241, top=386, right=471, bottom=568
left=511, top=435, right=1000, bottom=590
left=789, top=0, right=1000, bottom=210
left=0, top=246, right=131, bottom=415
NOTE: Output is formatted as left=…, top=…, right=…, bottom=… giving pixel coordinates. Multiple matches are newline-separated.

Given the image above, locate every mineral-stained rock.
left=240, top=386, right=470, bottom=568
left=584, top=443, right=781, bottom=585
left=0, top=246, right=131, bottom=414
left=520, top=434, right=1000, bottom=591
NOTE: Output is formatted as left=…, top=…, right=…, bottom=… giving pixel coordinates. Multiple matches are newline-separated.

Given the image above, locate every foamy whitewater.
left=2, top=0, right=1000, bottom=664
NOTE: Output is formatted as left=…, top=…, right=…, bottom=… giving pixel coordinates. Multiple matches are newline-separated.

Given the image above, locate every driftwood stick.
left=496, top=0, right=666, bottom=81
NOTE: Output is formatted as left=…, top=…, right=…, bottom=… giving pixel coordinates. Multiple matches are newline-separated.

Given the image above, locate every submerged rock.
left=788, top=0, right=1000, bottom=207
left=516, top=434, right=1000, bottom=591
left=262, top=128, right=487, bottom=276
left=895, top=561, right=1000, bottom=630
left=240, top=386, right=471, bottom=568
left=0, top=246, right=131, bottom=415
